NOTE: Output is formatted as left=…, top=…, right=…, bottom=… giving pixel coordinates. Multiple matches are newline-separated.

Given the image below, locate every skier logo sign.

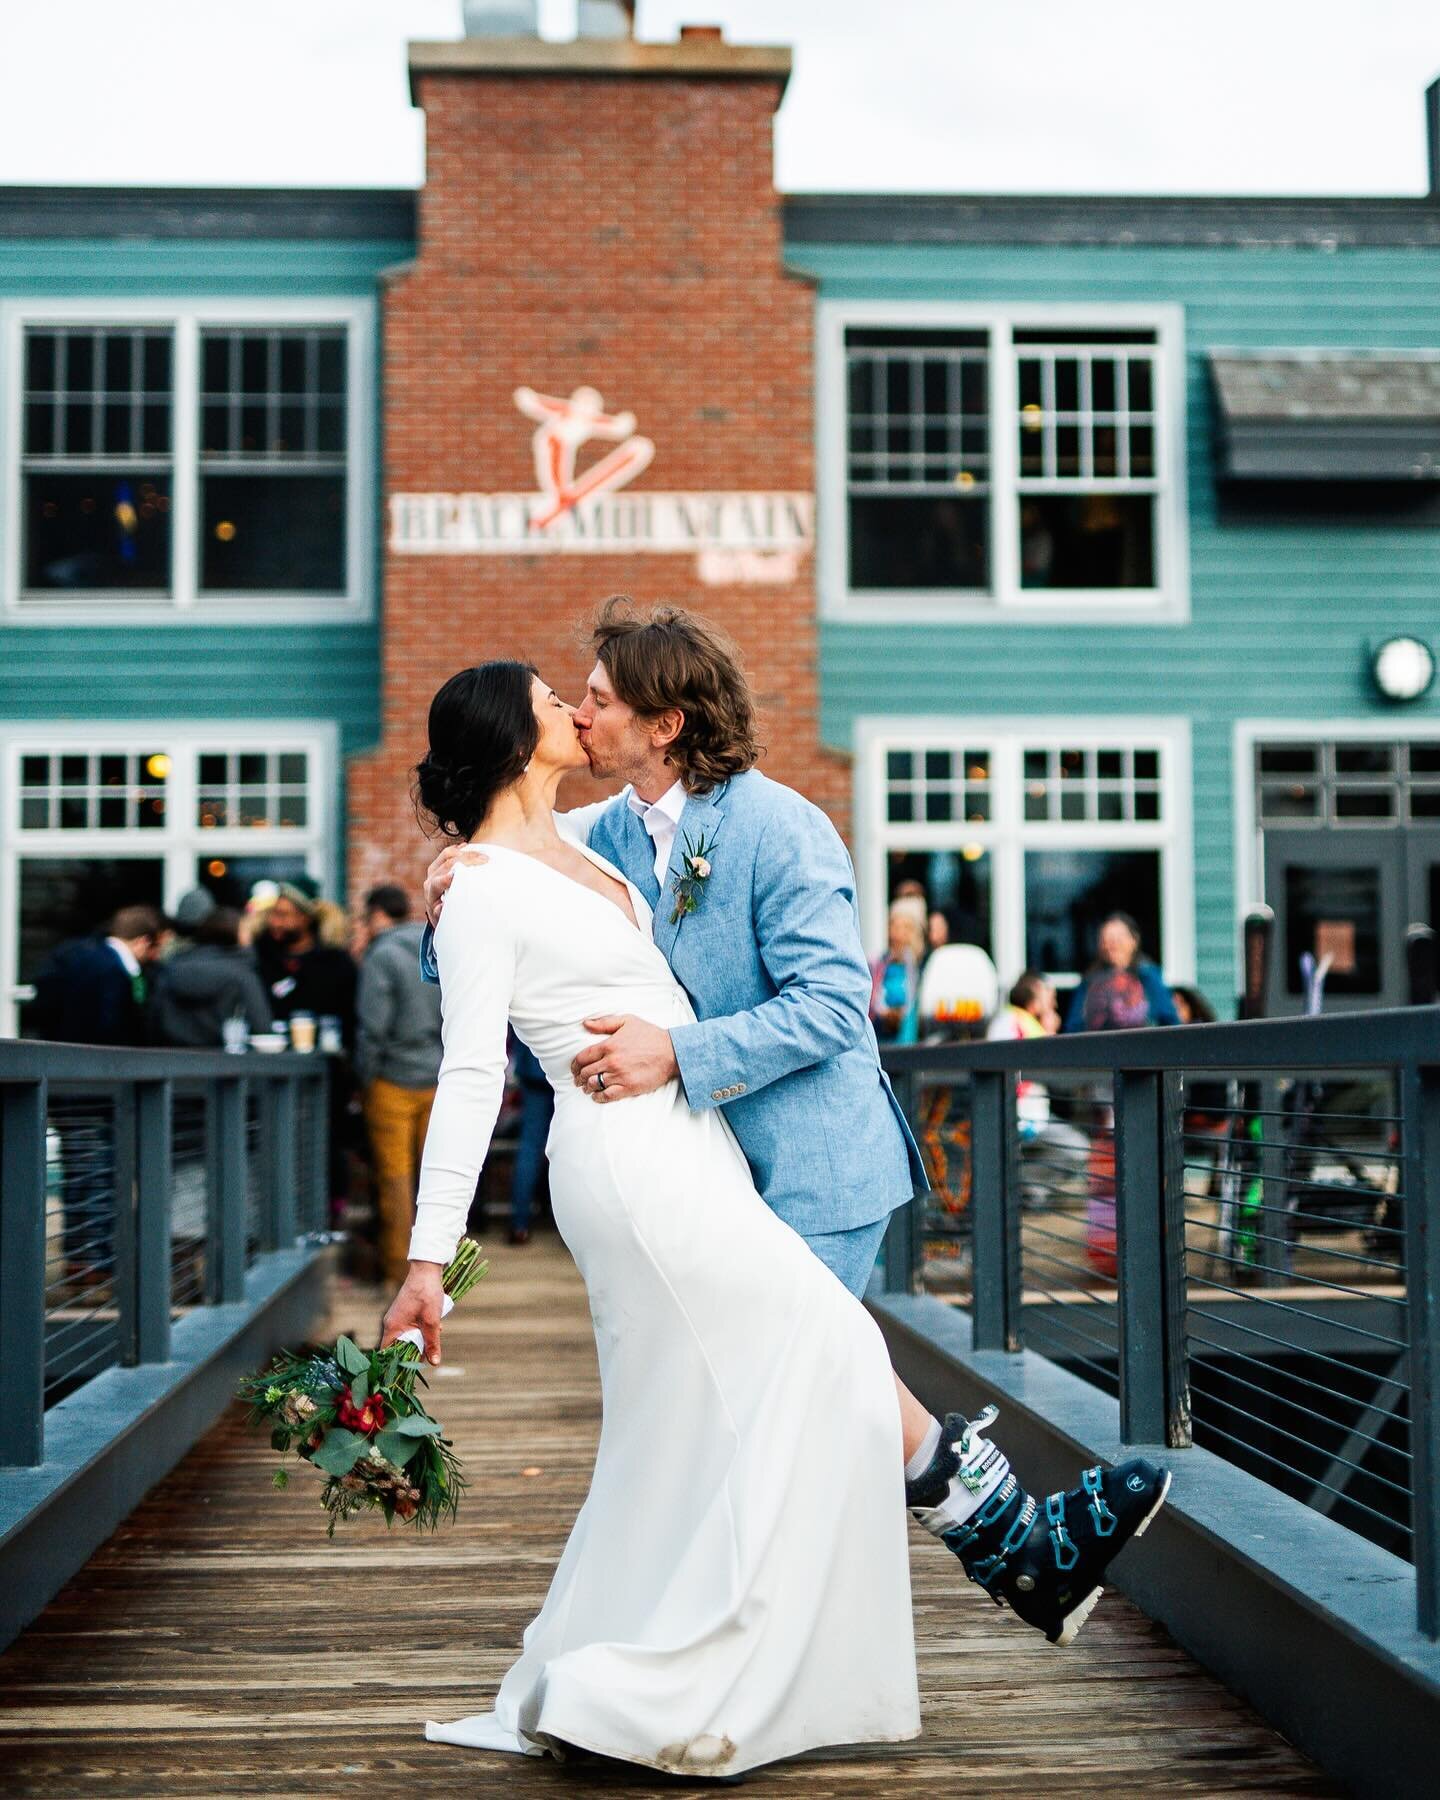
left=389, top=385, right=811, bottom=585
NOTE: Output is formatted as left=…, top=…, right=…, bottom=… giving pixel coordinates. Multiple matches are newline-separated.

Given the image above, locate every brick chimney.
left=346, top=28, right=843, bottom=900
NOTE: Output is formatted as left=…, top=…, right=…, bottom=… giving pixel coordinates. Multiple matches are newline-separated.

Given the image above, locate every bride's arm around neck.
left=408, top=864, right=516, bottom=1267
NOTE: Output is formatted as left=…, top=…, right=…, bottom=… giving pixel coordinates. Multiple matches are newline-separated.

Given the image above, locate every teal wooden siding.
left=0, top=236, right=410, bottom=893
left=790, top=242, right=1440, bottom=1005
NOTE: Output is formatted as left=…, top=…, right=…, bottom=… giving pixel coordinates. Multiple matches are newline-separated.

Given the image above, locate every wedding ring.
left=594, top=1071, right=606, bottom=1092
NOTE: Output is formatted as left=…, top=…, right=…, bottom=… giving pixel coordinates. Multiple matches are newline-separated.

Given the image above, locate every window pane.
left=1133, top=750, right=1160, bottom=781
left=21, top=755, right=49, bottom=786
left=1259, top=744, right=1316, bottom=776
left=238, top=752, right=266, bottom=787
left=200, top=474, right=346, bottom=593
left=1334, top=788, right=1395, bottom=820
left=196, top=853, right=309, bottom=910
left=1024, top=849, right=1162, bottom=979
left=886, top=848, right=992, bottom=962
left=1335, top=743, right=1394, bottom=775
left=924, top=749, right=953, bottom=781
left=1283, top=864, right=1381, bottom=996
left=20, top=798, right=49, bottom=830
left=277, top=793, right=308, bottom=828
left=850, top=495, right=987, bottom=591
left=24, top=472, right=171, bottom=591
left=26, top=332, right=56, bottom=390
left=886, top=750, right=914, bottom=782
left=25, top=401, right=55, bottom=456
left=925, top=790, right=955, bottom=823
left=277, top=752, right=307, bottom=784
left=887, top=790, right=915, bottom=824
left=16, top=858, right=166, bottom=1035
left=1019, top=494, right=1155, bottom=589
left=1409, top=743, right=1440, bottom=775
left=198, top=753, right=228, bottom=785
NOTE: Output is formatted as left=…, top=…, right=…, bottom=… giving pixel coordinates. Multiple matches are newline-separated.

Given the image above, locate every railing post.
left=971, top=1069, right=1021, bottom=1352
left=113, top=1087, right=139, bottom=1366
left=1254, top=1075, right=1289, bottom=1287
left=883, top=1068, right=923, bottom=1293
left=1115, top=1068, right=1191, bottom=1448
left=307, top=1068, right=330, bottom=1234
left=269, top=1076, right=298, bottom=1248
left=134, top=1080, right=172, bottom=1365
left=209, top=1076, right=247, bottom=1303
left=1401, top=1059, right=1440, bottom=1638
left=0, top=1080, right=48, bottom=1467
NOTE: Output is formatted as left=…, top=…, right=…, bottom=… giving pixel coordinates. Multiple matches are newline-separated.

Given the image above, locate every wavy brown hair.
left=591, top=597, right=761, bottom=794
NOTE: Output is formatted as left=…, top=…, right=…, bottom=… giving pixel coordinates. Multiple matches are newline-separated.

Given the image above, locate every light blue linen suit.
left=421, top=769, right=924, bottom=1285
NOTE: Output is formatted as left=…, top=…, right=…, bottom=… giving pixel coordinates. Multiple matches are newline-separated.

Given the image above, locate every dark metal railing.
left=0, top=1041, right=329, bottom=1468
left=882, top=1005, right=1440, bottom=1638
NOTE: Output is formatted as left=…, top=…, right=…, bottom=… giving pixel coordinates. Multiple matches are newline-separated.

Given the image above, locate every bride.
left=380, top=661, right=920, bottom=1779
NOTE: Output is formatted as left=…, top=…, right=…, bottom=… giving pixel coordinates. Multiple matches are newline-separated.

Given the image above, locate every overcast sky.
left=1, top=0, right=1436, bottom=195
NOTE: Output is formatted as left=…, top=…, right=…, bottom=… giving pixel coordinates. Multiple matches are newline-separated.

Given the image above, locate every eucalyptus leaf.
left=349, top=1372, right=369, bottom=1409
left=374, top=1426, right=422, bottom=1467
left=334, top=1335, right=368, bottom=1377
left=393, top=1413, right=443, bottom=1438
left=309, top=1427, right=368, bottom=1477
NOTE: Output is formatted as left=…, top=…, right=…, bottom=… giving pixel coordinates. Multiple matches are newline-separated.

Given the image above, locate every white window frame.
left=817, top=300, right=1190, bottom=626
left=0, top=718, right=338, bottom=1037
left=855, top=714, right=1195, bottom=989
left=1232, top=717, right=1440, bottom=971
left=1, top=297, right=375, bottom=626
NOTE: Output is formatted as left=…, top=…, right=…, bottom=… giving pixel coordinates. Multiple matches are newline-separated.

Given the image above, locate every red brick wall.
left=347, top=65, right=843, bottom=902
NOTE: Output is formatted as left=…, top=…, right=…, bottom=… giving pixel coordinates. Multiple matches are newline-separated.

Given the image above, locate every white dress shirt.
left=627, top=779, right=688, bottom=888
left=105, top=936, right=142, bottom=978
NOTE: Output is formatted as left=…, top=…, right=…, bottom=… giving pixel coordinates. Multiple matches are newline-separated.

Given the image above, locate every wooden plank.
left=0, top=1234, right=1337, bottom=1797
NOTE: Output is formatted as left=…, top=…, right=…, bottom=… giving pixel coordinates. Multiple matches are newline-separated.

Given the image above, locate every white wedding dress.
left=408, top=837, right=920, bottom=1779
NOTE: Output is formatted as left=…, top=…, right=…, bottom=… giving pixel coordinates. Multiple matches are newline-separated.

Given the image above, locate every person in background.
left=355, top=884, right=443, bottom=1285
left=149, top=907, right=271, bottom=1048
left=1171, top=984, right=1217, bottom=1025
left=869, top=895, right=928, bottom=1044
left=31, top=903, right=172, bottom=1288
left=1064, top=911, right=1179, bottom=1033
left=507, top=1036, right=553, bottom=1246
left=254, top=883, right=358, bottom=1043
left=987, top=971, right=1088, bottom=1206
left=926, top=908, right=950, bottom=955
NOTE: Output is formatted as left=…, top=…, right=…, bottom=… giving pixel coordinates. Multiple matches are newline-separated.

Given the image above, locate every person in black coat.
left=31, top=903, right=171, bottom=1282
left=150, top=908, right=271, bottom=1048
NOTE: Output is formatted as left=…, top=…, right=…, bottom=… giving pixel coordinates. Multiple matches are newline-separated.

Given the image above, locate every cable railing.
left=882, top=1005, right=1440, bottom=1638
left=1, top=1041, right=329, bottom=1468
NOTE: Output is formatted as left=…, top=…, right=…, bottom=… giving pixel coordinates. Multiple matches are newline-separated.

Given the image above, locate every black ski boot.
left=906, top=1406, right=1171, bottom=1646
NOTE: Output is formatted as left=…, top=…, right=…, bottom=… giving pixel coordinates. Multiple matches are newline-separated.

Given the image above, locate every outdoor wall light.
left=1370, top=635, right=1436, bottom=703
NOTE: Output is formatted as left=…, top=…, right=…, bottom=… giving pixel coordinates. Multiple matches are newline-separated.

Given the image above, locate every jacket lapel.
left=607, top=796, right=663, bottom=909
left=652, top=787, right=725, bottom=963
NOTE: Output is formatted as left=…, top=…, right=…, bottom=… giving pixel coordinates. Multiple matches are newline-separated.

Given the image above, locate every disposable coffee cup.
left=318, top=1014, right=343, bottom=1055
left=289, top=1012, right=317, bottom=1053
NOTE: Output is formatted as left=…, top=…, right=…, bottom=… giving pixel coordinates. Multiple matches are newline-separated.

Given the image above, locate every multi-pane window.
left=847, top=330, right=990, bottom=590
left=11, top=308, right=361, bottom=614
left=18, top=750, right=169, bottom=831
left=199, top=329, right=347, bottom=593
left=1256, top=740, right=1440, bottom=826
left=197, top=750, right=310, bottom=830
left=833, top=313, right=1174, bottom=611
left=1015, top=330, right=1158, bottom=591
left=22, top=328, right=174, bottom=592
left=869, top=727, right=1186, bottom=984
left=1022, top=745, right=1162, bottom=823
left=884, top=747, right=991, bottom=824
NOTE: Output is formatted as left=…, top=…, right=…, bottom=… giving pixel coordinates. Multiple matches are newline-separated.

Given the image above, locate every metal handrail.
left=0, top=1041, right=329, bottom=1473
left=881, top=1004, right=1440, bottom=1639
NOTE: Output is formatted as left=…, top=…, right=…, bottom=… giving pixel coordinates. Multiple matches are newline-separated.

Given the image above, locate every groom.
left=409, top=598, right=1168, bottom=1647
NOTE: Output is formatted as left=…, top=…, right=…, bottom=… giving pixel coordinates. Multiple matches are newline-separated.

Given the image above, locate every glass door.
left=1263, top=831, right=1406, bottom=1014
left=13, top=856, right=167, bottom=1036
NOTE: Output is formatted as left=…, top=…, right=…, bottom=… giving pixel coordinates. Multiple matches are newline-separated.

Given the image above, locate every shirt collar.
left=627, top=779, right=687, bottom=830
left=105, top=936, right=142, bottom=978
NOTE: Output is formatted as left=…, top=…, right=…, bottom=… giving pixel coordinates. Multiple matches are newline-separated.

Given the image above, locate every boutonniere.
left=669, top=829, right=717, bottom=924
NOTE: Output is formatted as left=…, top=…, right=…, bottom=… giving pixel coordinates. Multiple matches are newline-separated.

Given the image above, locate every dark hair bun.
left=414, top=661, right=539, bottom=840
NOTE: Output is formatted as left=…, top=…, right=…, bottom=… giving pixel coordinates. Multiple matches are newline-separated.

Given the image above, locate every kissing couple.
left=381, top=597, right=1169, bottom=1779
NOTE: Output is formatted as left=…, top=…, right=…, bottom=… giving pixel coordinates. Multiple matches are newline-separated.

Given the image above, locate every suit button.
left=712, top=1091, right=725, bottom=1101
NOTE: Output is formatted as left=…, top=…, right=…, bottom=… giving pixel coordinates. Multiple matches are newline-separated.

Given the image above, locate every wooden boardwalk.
left=0, top=1235, right=1336, bottom=1797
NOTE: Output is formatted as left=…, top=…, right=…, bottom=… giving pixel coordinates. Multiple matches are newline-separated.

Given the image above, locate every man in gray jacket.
left=356, top=885, right=443, bottom=1283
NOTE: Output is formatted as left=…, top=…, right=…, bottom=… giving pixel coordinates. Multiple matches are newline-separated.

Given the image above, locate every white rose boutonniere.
left=670, top=830, right=717, bottom=925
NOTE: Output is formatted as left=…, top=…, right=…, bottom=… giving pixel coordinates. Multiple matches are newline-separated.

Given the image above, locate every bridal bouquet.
left=236, top=1239, right=487, bottom=1536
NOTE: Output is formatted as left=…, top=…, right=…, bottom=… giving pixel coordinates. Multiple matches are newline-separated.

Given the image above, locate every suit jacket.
left=32, top=936, right=149, bottom=1047
left=423, top=768, right=925, bottom=1236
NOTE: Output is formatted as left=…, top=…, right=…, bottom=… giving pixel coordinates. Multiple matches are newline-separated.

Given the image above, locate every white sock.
left=904, top=1417, right=943, bottom=1484
left=908, top=1411, right=1013, bottom=1537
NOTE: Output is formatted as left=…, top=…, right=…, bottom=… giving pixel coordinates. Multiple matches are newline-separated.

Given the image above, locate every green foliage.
left=333, top=1335, right=368, bottom=1377
left=309, top=1427, right=369, bottom=1477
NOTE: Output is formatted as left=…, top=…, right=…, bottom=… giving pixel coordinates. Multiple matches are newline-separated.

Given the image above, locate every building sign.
left=390, top=386, right=812, bottom=583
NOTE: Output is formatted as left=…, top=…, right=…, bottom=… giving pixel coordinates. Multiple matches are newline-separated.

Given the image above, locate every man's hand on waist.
left=423, top=843, right=490, bottom=927
left=572, top=1015, right=679, bottom=1102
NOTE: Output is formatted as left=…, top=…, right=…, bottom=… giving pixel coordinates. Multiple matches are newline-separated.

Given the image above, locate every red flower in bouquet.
left=336, top=1387, right=388, bottom=1435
